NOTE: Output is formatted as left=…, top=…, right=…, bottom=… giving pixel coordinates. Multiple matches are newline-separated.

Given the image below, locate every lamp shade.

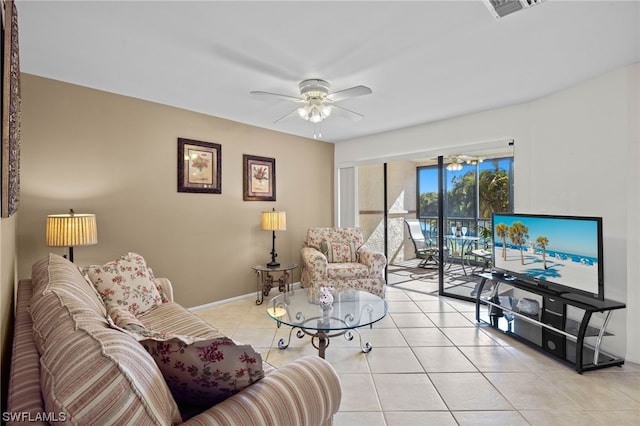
left=46, top=212, right=98, bottom=247
left=261, top=210, right=286, bottom=231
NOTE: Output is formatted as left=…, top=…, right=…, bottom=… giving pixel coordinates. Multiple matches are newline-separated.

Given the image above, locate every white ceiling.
left=16, top=0, right=640, bottom=143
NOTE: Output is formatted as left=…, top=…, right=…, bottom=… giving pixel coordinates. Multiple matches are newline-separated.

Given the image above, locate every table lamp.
left=261, top=208, right=286, bottom=268
left=46, top=209, right=98, bottom=262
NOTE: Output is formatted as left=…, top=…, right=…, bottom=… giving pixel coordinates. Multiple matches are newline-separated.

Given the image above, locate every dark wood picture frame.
left=243, top=154, right=276, bottom=201
left=1, top=0, right=21, bottom=217
left=177, top=138, right=222, bottom=194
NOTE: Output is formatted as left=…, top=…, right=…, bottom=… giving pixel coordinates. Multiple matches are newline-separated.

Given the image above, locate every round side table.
left=252, top=263, right=298, bottom=305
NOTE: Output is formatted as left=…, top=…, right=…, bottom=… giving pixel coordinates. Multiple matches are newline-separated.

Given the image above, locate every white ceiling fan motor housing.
left=299, top=79, right=330, bottom=100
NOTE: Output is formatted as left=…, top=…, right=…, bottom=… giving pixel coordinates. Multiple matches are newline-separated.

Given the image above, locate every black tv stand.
left=475, top=272, right=625, bottom=373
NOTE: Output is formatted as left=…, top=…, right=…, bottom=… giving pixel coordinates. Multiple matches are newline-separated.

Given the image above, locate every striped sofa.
left=7, top=254, right=341, bottom=425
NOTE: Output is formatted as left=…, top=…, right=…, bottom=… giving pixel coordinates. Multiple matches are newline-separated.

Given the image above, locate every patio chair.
left=471, top=248, right=492, bottom=273
left=404, top=219, right=440, bottom=268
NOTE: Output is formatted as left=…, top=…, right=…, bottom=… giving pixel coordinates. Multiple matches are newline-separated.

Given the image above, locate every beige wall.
left=17, top=74, right=334, bottom=308
left=1, top=214, right=17, bottom=411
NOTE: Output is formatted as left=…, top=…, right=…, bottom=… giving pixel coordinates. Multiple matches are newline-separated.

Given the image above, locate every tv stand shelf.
left=474, top=273, right=625, bottom=373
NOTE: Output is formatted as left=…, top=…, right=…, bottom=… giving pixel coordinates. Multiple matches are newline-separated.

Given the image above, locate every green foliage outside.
left=419, top=160, right=511, bottom=219
left=478, top=162, right=510, bottom=217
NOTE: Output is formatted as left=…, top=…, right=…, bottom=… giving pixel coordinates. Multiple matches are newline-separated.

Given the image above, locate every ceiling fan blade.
left=326, top=85, right=372, bottom=102
left=250, top=91, right=303, bottom=102
left=332, top=104, right=365, bottom=121
left=273, top=107, right=301, bottom=124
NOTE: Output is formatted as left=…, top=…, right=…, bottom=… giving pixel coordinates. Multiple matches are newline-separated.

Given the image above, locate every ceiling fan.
left=446, top=155, right=484, bottom=171
left=251, top=79, right=372, bottom=126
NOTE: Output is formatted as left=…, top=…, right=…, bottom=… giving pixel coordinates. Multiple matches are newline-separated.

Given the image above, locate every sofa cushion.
left=30, top=254, right=110, bottom=351
left=142, top=337, right=265, bottom=407
left=31, top=254, right=107, bottom=317
left=326, top=262, right=371, bottom=279
left=29, top=253, right=182, bottom=425
left=86, top=252, right=162, bottom=316
left=139, top=301, right=225, bottom=340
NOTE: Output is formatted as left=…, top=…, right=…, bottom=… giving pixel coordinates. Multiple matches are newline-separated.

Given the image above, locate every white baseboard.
left=188, top=281, right=302, bottom=312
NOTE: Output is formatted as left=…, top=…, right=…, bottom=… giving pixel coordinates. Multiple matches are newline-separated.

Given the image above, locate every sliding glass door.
left=418, top=155, right=514, bottom=300
left=340, top=142, right=513, bottom=302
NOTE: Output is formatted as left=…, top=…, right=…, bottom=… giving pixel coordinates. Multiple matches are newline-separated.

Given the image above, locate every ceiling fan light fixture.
left=304, top=90, right=325, bottom=99
left=447, top=156, right=462, bottom=171
left=465, top=157, right=484, bottom=165
left=309, top=114, right=322, bottom=124
left=298, top=100, right=332, bottom=123
left=447, top=155, right=484, bottom=170
left=446, top=162, right=463, bottom=171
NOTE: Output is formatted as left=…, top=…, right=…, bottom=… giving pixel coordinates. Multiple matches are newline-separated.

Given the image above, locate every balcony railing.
left=418, top=217, right=492, bottom=244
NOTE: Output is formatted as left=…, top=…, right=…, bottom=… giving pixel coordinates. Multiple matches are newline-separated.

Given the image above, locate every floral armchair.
left=301, top=227, right=387, bottom=297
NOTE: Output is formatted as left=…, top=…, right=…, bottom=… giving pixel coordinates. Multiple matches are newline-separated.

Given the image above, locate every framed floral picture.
left=177, top=138, right=222, bottom=194
left=243, top=154, right=275, bottom=201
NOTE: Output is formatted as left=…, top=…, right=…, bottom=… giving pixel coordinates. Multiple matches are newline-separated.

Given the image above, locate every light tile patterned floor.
left=193, top=265, right=640, bottom=426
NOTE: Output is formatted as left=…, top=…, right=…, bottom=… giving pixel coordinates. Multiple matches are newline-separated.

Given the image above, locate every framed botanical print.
left=177, top=138, right=221, bottom=194
left=243, top=154, right=275, bottom=201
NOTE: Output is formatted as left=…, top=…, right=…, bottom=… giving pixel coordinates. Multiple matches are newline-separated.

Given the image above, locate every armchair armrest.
left=154, top=277, right=174, bottom=302
left=182, top=356, right=341, bottom=426
left=358, top=247, right=387, bottom=278
left=301, top=246, right=328, bottom=282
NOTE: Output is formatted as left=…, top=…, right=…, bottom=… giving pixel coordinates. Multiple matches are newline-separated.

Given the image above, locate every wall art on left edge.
left=2, top=0, right=21, bottom=217
left=177, top=138, right=222, bottom=194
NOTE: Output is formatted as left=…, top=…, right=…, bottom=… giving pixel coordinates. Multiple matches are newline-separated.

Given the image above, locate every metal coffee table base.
left=277, top=323, right=373, bottom=359
left=267, top=289, right=387, bottom=360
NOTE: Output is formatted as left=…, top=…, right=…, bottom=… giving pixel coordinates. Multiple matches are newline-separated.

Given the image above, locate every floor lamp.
left=261, top=208, right=286, bottom=268
left=46, top=209, right=98, bottom=262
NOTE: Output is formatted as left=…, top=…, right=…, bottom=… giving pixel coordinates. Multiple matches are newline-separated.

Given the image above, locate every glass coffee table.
left=266, top=288, right=387, bottom=359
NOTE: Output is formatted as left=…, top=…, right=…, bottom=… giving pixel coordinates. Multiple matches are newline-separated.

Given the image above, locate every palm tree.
left=478, top=162, right=510, bottom=217
left=508, top=221, right=529, bottom=265
left=536, top=236, right=550, bottom=270
left=495, top=223, right=508, bottom=260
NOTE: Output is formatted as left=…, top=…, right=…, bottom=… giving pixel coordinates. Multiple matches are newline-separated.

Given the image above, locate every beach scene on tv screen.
left=492, top=215, right=600, bottom=295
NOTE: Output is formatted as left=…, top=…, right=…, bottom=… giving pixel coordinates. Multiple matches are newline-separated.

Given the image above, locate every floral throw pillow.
left=331, top=242, right=359, bottom=263
left=142, top=337, right=265, bottom=407
left=86, top=252, right=162, bottom=316
left=320, top=240, right=359, bottom=263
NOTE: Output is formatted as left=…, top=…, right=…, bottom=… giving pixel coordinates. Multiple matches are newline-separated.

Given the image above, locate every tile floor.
left=193, top=266, right=639, bottom=426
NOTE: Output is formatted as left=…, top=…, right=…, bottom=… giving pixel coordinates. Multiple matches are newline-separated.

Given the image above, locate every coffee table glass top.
left=267, top=288, right=387, bottom=331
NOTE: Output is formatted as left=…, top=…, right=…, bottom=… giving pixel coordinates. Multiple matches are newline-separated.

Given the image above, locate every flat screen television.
left=491, top=213, right=604, bottom=300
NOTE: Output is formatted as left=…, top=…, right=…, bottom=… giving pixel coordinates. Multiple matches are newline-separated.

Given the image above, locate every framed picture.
left=243, top=154, right=276, bottom=201
left=177, top=138, right=221, bottom=194
left=2, top=0, right=21, bottom=217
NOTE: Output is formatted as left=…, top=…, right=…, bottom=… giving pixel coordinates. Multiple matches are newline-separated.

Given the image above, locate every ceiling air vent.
left=482, top=0, right=546, bottom=19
